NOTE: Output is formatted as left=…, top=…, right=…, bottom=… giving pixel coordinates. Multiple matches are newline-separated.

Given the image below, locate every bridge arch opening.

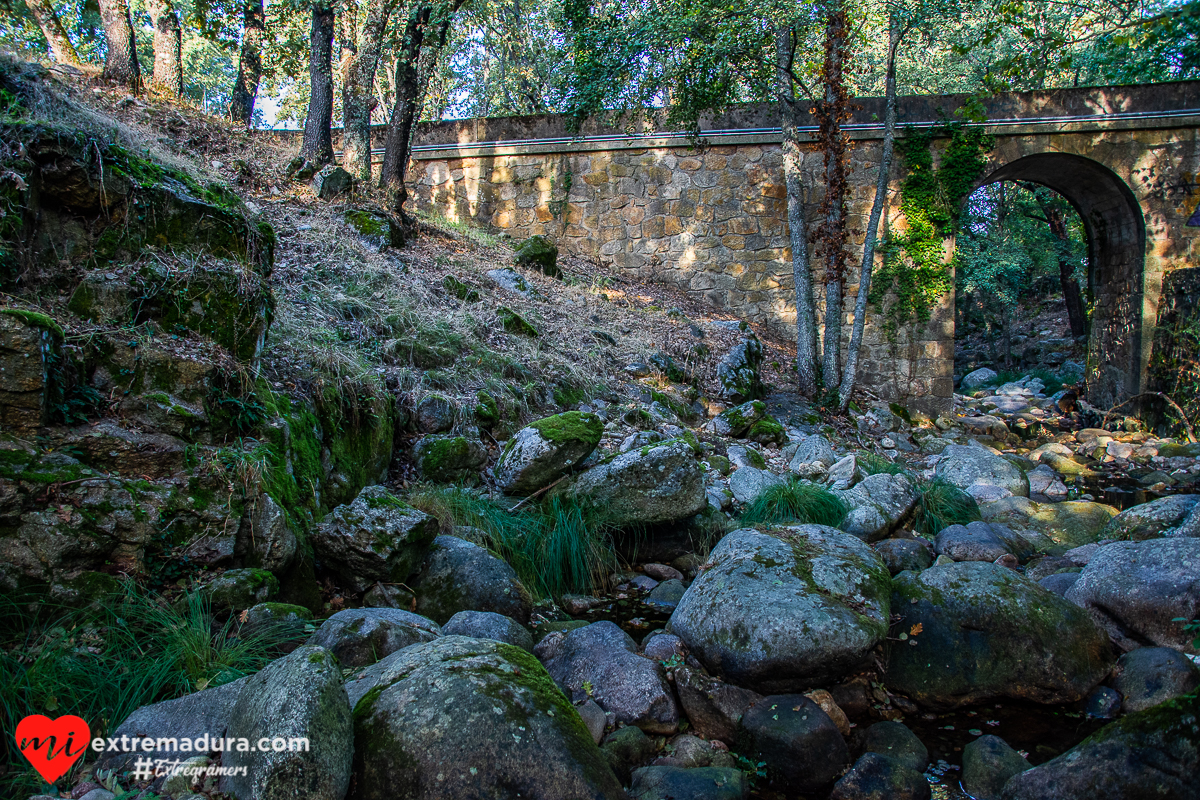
left=959, top=153, right=1147, bottom=407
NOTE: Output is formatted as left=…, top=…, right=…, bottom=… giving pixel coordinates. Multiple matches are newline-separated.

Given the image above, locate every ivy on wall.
left=869, top=124, right=993, bottom=339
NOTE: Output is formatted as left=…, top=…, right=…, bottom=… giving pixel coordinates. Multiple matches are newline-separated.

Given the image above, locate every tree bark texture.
left=300, top=2, right=336, bottom=165
left=99, top=0, right=141, bottom=89
left=342, top=0, right=393, bottom=181
left=230, top=0, right=266, bottom=125
left=839, top=15, right=903, bottom=410
left=23, top=0, right=82, bottom=66
left=816, top=0, right=850, bottom=391
left=380, top=0, right=465, bottom=215
left=1043, top=202, right=1089, bottom=339
left=776, top=27, right=818, bottom=397
left=148, top=0, right=182, bottom=96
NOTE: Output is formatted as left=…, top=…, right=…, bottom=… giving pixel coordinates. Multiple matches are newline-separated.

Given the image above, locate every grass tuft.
left=858, top=452, right=908, bottom=476
left=740, top=479, right=848, bottom=528
left=913, top=479, right=982, bottom=534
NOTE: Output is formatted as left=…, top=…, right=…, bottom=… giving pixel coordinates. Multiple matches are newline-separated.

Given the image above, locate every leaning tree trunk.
left=229, top=0, right=266, bottom=126
left=299, top=2, right=336, bottom=165
left=816, top=0, right=850, bottom=391
left=1044, top=203, right=1089, bottom=339
left=379, top=0, right=465, bottom=216
left=23, top=0, right=83, bottom=66
left=343, top=0, right=393, bottom=182
left=148, top=0, right=182, bottom=96
left=775, top=26, right=818, bottom=397
left=98, top=0, right=141, bottom=89
left=838, top=15, right=903, bottom=411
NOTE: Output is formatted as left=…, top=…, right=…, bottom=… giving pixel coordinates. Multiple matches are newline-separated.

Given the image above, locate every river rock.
left=1038, top=572, right=1081, bottom=595
left=351, top=636, right=625, bottom=800
left=410, top=535, right=532, bottom=624
left=1112, top=646, right=1200, bottom=713
left=736, top=695, right=851, bottom=793
left=711, top=400, right=766, bottom=437
left=412, top=434, right=488, bottom=482
left=717, top=335, right=764, bottom=403
left=220, top=646, right=352, bottom=800
left=199, top=568, right=278, bottom=613
left=935, top=521, right=1031, bottom=563
left=789, top=435, right=838, bottom=474
left=1065, top=538, right=1200, bottom=653
left=859, top=721, right=929, bottom=773
left=306, top=607, right=441, bottom=668
left=312, top=486, right=438, bottom=593
left=728, top=466, right=785, bottom=505
left=1101, top=494, right=1200, bottom=541
left=631, top=766, right=749, bottom=800
left=536, top=621, right=680, bottom=733
left=494, top=411, right=604, bottom=494
left=562, top=439, right=705, bottom=526
left=830, top=752, right=931, bottom=800
left=873, top=539, right=933, bottom=574
left=839, top=473, right=920, bottom=542
left=961, top=368, right=998, bottom=390
left=886, top=562, right=1113, bottom=708
left=936, top=445, right=1029, bottom=498
left=980, top=497, right=1118, bottom=548
left=242, top=494, right=298, bottom=573
left=670, top=527, right=891, bottom=691
left=674, top=666, right=763, bottom=743
left=442, top=610, right=535, bottom=651
left=601, top=725, right=656, bottom=784
left=645, top=578, right=686, bottom=613
left=999, top=693, right=1200, bottom=799
left=962, top=735, right=1031, bottom=800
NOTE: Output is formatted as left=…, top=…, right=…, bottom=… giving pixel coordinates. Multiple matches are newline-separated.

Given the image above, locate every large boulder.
left=1111, top=647, right=1200, bottom=714
left=736, top=694, right=851, bottom=794
left=1065, top=538, right=1200, bottom=653
left=536, top=621, right=679, bottom=734
left=412, top=434, right=488, bottom=482
left=220, top=646, right=352, bottom=800
left=873, top=539, right=933, bottom=575
left=562, top=439, right=705, bottom=526
left=312, top=486, right=438, bottom=593
left=442, top=610, right=535, bottom=651
left=934, top=521, right=1032, bottom=563
left=710, top=400, right=767, bottom=438
left=673, top=666, right=763, bottom=744
left=885, top=562, right=1113, bottom=709
left=670, top=527, right=891, bottom=691
left=514, top=234, right=561, bottom=277
left=306, top=608, right=441, bottom=668
left=1101, top=495, right=1200, bottom=541
left=859, top=721, right=928, bottom=774
left=981, top=497, right=1118, bottom=548
left=788, top=435, right=838, bottom=475
left=717, top=336, right=764, bottom=403
left=350, top=636, right=625, bottom=800
left=410, top=535, right=533, bottom=624
left=936, top=445, right=1029, bottom=498
left=830, top=753, right=931, bottom=800
left=199, top=568, right=278, bottom=613
left=999, top=693, right=1200, bottom=799
left=495, top=411, right=604, bottom=494
left=962, top=735, right=1031, bottom=800
left=631, top=766, right=748, bottom=800
left=838, top=472, right=920, bottom=542
left=728, top=466, right=785, bottom=505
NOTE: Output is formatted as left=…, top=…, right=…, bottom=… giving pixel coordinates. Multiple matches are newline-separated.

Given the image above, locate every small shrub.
left=740, top=479, right=848, bottom=528
left=913, top=479, right=981, bottom=534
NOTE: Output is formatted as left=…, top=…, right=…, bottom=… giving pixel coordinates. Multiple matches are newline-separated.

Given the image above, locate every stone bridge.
left=403, top=82, right=1200, bottom=414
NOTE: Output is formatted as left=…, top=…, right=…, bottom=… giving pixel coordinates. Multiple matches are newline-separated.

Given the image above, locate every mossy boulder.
left=717, top=335, right=765, bottom=403
left=999, top=692, right=1200, bottom=799
left=514, top=234, right=561, bottom=277
left=711, top=400, right=767, bottom=438
left=0, top=311, right=57, bottom=434
left=746, top=416, right=787, bottom=446
left=495, top=411, right=604, bottom=495
left=312, top=164, right=354, bottom=199
left=409, top=535, right=533, bottom=625
left=498, top=305, right=539, bottom=336
left=885, top=562, right=1113, bottom=709
left=980, top=497, right=1117, bottom=548
left=344, top=208, right=403, bottom=250
left=561, top=439, right=706, bottom=526
left=312, top=485, right=439, bottom=593
left=670, top=526, right=892, bottom=692
left=412, top=434, right=487, bottom=483
left=307, top=607, right=441, bottom=668
left=936, top=445, right=1029, bottom=498
left=1101, top=494, right=1200, bottom=541
left=443, top=274, right=481, bottom=302
left=200, top=568, right=280, bottom=614
left=349, top=636, right=625, bottom=800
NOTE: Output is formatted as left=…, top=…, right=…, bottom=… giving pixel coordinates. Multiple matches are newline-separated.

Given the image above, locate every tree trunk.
left=776, top=27, right=818, bottom=397
left=229, top=0, right=265, bottom=125
left=1043, top=203, right=1089, bottom=338
left=838, top=15, right=903, bottom=411
left=300, top=2, right=336, bottom=165
left=148, top=0, right=182, bottom=96
left=380, top=0, right=465, bottom=216
left=98, top=0, right=141, bottom=89
left=23, top=0, right=82, bottom=66
left=816, top=0, right=850, bottom=391
left=342, top=0, right=392, bottom=181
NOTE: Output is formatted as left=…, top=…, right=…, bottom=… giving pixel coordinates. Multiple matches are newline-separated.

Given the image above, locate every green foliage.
left=0, top=582, right=292, bottom=795
left=870, top=124, right=992, bottom=338
left=1172, top=617, right=1200, bottom=651
left=858, top=452, right=906, bottom=475
left=406, top=485, right=618, bottom=598
left=913, top=478, right=981, bottom=534
left=740, top=478, right=848, bottom=528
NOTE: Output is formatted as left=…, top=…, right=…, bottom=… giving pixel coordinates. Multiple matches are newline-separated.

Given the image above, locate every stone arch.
left=975, top=152, right=1148, bottom=407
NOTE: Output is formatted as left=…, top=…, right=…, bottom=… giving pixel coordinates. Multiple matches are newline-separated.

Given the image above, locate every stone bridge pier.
left=405, top=82, right=1200, bottom=414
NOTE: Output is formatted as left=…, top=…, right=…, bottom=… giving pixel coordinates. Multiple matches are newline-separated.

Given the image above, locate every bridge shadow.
left=973, top=153, right=1147, bottom=408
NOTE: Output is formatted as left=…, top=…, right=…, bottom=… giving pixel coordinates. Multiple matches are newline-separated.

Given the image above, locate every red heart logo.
left=15, top=714, right=91, bottom=785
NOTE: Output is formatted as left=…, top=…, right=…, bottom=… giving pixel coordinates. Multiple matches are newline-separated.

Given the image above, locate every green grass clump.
left=913, top=479, right=982, bottom=534
left=0, top=583, right=296, bottom=795
left=406, top=485, right=617, bottom=598
left=858, top=452, right=908, bottom=476
left=740, top=479, right=848, bottom=528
